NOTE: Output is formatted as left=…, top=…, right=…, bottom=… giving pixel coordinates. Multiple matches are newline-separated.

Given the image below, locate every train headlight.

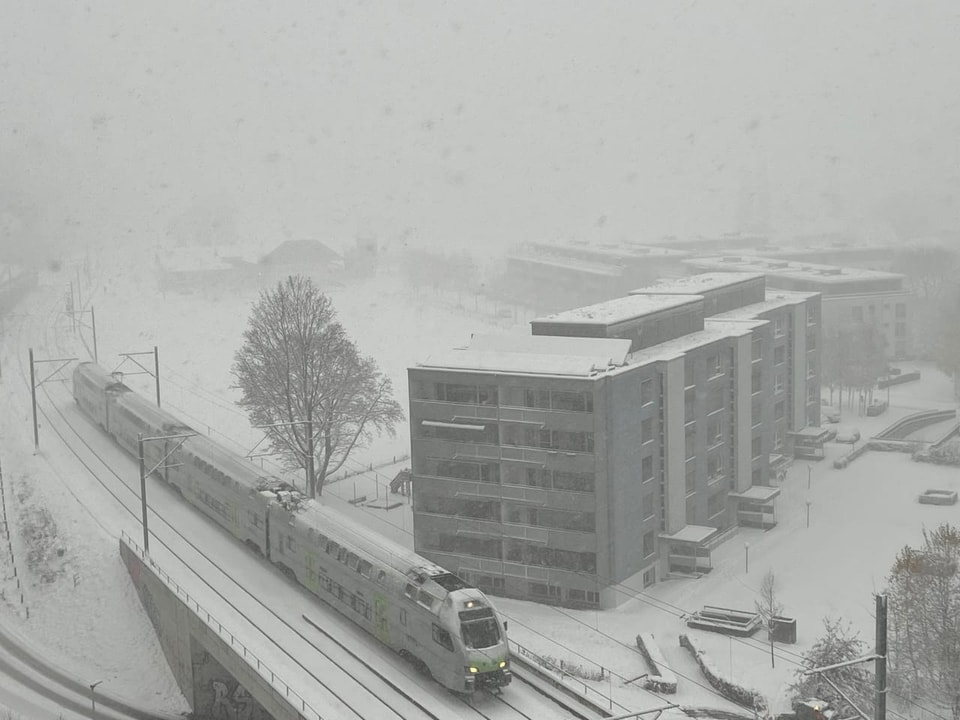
left=469, top=667, right=479, bottom=674
left=499, top=660, right=507, bottom=668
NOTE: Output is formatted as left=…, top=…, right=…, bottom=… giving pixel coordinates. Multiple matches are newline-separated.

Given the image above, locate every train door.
left=373, top=594, right=390, bottom=645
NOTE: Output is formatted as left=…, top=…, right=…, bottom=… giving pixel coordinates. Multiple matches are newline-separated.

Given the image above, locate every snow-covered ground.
left=1, top=245, right=958, bottom=717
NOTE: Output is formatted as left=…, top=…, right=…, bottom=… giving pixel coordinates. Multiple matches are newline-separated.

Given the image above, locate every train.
left=72, top=361, right=512, bottom=694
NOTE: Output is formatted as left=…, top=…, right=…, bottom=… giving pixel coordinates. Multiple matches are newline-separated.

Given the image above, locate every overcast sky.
left=3, top=1, right=959, bottom=259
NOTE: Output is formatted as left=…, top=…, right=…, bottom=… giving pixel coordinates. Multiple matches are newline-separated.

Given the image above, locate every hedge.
left=679, top=633, right=766, bottom=711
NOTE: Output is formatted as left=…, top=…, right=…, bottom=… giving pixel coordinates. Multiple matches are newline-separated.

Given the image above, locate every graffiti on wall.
left=193, top=647, right=270, bottom=720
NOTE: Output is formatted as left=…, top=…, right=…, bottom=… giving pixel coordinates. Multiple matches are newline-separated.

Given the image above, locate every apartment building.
left=687, top=256, right=912, bottom=359
left=408, top=274, right=821, bottom=608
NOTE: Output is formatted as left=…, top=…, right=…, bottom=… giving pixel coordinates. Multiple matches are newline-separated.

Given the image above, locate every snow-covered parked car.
left=835, top=426, right=861, bottom=444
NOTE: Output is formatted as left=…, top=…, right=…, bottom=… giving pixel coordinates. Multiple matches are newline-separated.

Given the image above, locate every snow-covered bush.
left=679, top=633, right=765, bottom=710
left=635, top=633, right=677, bottom=693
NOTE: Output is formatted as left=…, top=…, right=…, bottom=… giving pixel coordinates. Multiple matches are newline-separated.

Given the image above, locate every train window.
left=400, top=609, right=407, bottom=627
left=326, top=541, right=339, bottom=555
left=357, top=559, right=372, bottom=577
left=346, top=553, right=359, bottom=570
left=317, top=533, right=328, bottom=548
left=286, top=536, right=295, bottom=552
left=432, top=625, right=454, bottom=652
left=337, top=547, right=347, bottom=563
left=404, top=584, right=418, bottom=600
left=377, top=570, right=386, bottom=585
left=418, top=590, right=437, bottom=610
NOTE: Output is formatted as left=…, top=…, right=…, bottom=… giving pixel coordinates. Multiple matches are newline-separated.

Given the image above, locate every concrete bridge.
left=119, top=533, right=325, bottom=720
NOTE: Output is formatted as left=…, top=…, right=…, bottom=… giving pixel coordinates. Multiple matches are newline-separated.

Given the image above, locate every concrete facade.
left=408, top=273, right=821, bottom=608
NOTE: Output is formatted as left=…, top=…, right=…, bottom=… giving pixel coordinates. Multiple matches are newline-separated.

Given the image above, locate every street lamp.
left=90, top=680, right=103, bottom=720
left=806, top=501, right=812, bottom=529
left=744, top=542, right=750, bottom=574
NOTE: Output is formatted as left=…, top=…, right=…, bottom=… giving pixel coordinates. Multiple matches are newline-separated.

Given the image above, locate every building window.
left=684, top=361, right=694, bottom=387
left=774, top=401, right=785, bottom=420
left=707, top=387, right=724, bottom=414
left=435, top=383, right=498, bottom=405
left=807, top=359, right=816, bottom=378
left=524, top=389, right=593, bottom=413
left=807, top=385, right=819, bottom=403
left=642, top=493, right=655, bottom=520
left=708, top=455, right=723, bottom=482
left=852, top=306, right=864, bottom=323
left=640, top=379, right=655, bottom=406
left=895, top=303, right=906, bottom=319
left=807, top=332, right=817, bottom=349
left=641, top=417, right=654, bottom=442
left=642, top=455, right=654, bottom=482
left=774, top=346, right=785, bottom=365
left=707, top=420, right=722, bottom=446
left=895, top=322, right=906, bottom=339
left=774, top=429, right=784, bottom=450
left=774, top=318, right=785, bottom=338
left=642, top=531, right=655, bottom=558
left=707, top=492, right=724, bottom=518
left=504, top=427, right=594, bottom=453
left=752, top=436, right=762, bottom=460
left=708, top=353, right=722, bottom=377
left=752, top=367, right=762, bottom=394
left=685, top=428, right=696, bottom=460
left=774, top=374, right=784, bottom=394
left=430, top=458, right=500, bottom=483
left=752, top=337, right=762, bottom=360
left=684, top=388, right=695, bottom=422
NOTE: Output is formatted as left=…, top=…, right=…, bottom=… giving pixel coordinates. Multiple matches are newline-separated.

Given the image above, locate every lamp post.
left=90, top=680, right=103, bottom=720
left=807, top=464, right=812, bottom=490
left=806, top=501, right=812, bottom=529
left=744, top=542, right=750, bottom=574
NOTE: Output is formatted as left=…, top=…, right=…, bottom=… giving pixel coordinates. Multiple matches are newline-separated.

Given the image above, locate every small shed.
left=390, top=469, right=412, bottom=496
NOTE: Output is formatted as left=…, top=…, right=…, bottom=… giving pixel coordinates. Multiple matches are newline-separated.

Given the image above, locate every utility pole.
left=138, top=431, right=196, bottom=555
left=305, top=407, right=315, bottom=497
left=29, top=348, right=37, bottom=449
left=876, top=594, right=887, bottom=720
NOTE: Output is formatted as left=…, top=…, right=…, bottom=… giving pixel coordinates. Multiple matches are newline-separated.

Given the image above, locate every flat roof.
left=660, top=524, right=718, bottom=544
left=506, top=253, right=623, bottom=277
left=417, top=335, right=632, bottom=377
left=533, top=294, right=701, bottom=327
left=629, top=272, right=766, bottom=295
left=531, top=240, right=690, bottom=259
left=686, top=256, right=904, bottom=284
left=729, top=485, right=781, bottom=502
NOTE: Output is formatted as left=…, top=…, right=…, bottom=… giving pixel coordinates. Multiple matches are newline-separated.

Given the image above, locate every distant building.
left=686, top=256, right=912, bottom=359
left=258, top=240, right=342, bottom=286
left=498, top=241, right=689, bottom=312
left=408, top=273, right=820, bottom=608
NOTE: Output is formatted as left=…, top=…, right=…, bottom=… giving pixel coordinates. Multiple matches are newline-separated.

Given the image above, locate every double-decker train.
left=72, top=361, right=512, bottom=694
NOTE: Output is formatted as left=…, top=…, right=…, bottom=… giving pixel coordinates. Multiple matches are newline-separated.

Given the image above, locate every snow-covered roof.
left=660, top=524, right=718, bottom=544
left=530, top=240, right=690, bottom=259
left=729, top=485, right=781, bottom=502
left=417, top=335, right=632, bottom=377
left=628, top=272, right=766, bottom=295
left=533, top=294, right=701, bottom=326
left=686, top=256, right=904, bottom=284
left=506, top=252, right=624, bottom=277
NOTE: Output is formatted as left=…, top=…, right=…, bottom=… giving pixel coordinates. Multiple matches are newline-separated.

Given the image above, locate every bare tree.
left=755, top=569, right=783, bottom=668
left=886, top=524, right=960, bottom=708
left=232, top=275, right=404, bottom=497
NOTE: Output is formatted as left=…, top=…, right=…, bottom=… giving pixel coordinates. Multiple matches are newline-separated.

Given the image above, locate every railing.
left=509, top=637, right=628, bottom=715
left=119, top=531, right=327, bottom=720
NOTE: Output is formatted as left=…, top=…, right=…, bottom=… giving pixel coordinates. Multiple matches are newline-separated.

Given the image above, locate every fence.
left=0, top=457, right=28, bottom=618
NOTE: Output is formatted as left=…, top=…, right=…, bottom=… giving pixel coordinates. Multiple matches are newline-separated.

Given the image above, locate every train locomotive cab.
left=443, top=588, right=511, bottom=693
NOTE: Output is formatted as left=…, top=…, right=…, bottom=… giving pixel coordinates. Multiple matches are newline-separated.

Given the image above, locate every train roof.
left=186, top=432, right=281, bottom=489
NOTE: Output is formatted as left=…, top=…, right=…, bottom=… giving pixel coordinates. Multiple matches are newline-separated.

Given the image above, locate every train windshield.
left=459, top=608, right=501, bottom=649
